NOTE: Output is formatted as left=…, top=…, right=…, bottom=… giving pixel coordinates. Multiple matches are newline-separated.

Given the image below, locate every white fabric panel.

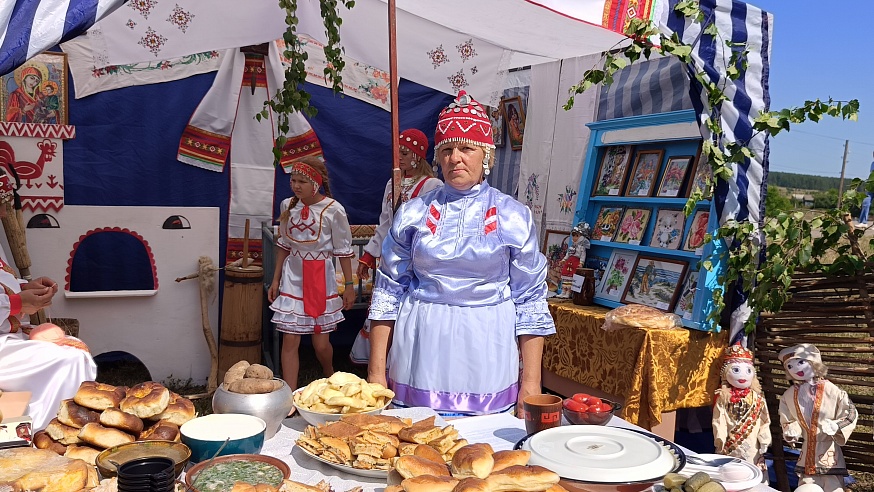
left=518, top=61, right=560, bottom=230
left=543, top=54, right=601, bottom=232
left=228, top=84, right=276, bottom=239
left=27, top=0, right=72, bottom=59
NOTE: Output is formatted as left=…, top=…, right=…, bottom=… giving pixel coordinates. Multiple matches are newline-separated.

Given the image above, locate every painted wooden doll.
left=712, top=343, right=771, bottom=470
left=778, top=344, right=857, bottom=492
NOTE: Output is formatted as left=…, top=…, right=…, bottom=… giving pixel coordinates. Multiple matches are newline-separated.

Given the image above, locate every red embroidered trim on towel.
left=178, top=126, right=231, bottom=170
left=281, top=130, right=323, bottom=171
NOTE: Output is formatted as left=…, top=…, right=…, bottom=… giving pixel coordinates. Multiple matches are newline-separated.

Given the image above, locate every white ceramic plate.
left=520, top=426, right=681, bottom=482
left=682, top=454, right=764, bottom=492
left=295, top=445, right=388, bottom=479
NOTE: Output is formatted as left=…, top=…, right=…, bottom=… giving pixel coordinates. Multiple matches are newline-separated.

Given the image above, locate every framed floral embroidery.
left=614, top=208, right=651, bottom=245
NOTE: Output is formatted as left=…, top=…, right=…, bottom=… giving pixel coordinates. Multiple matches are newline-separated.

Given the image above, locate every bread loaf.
left=400, top=475, right=459, bottom=492
left=491, top=449, right=531, bottom=472
left=99, top=408, right=144, bottom=434
left=33, top=430, right=68, bottom=455
left=413, top=443, right=446, bottom=464
left=450, top=443, right=494, bottom=479
left=395, top=455, right=451, bottom=479
left=0, top=447, right=90, bottom=492
left=484, top=465, right=560, bottom=492
left=139, top=420, right=181, bottom=442
left=78, top=423, right=135, bottom=449
left=607, top=304, right=678, bottom=329
left=73, top=381, right=126, bottom=411
left=64, top=444, right=102, bottom=466
left=452, top=477, right=490, bottom=492
left=57, top=399, right=101, bottom=429
left=152, top=391, right=196, bottom=426
left=45, top=418, right=83, bottom=445
left=120, top=381, right=171, bottom=419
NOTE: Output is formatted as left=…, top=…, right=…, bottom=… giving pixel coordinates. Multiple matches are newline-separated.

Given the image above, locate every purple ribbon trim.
left=389, top=379, right=518, bottom=414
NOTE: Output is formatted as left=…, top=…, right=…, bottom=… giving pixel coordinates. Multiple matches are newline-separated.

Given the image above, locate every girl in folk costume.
left=0, top=171, right=96, bottom=430
left=778, top=344, right=857, bottom=492
left=268, top=157, right=355, bottom=391
left=712, top=343, right=771, bottom=473
left=350, top=129, right=442, bottom=364
left=367, top=91, right=555, bottom=416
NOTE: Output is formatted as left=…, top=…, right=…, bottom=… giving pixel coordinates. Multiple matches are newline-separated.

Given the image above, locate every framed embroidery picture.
left=674, top=270, right=699, bottom=320
left=614, top=208, right=651, bottom=245
left=625, top=149, right=664, bottom=197
left=585, top=254, right=610, bottom=293
left=621, top=256, right=688, bottom=311
left=486, top=105, right=505, bottom=148
left=599, top=250, right=638, bottom=301
left=684, top=210, right=711, bottom=252
left=656, top=155, right=693, bottom=198
left=592, top=145, right=632, bottom=196
left=1, top=52, right=69, bottom=125
left=501, top=96, right=526, bottom=150
left=687, top=157, right=712, bottom=198
left=649, top=209, right=685, bottom=250
left=542, top=229, right=571, bottom=297
left=592, top=205, right=624, bottom=242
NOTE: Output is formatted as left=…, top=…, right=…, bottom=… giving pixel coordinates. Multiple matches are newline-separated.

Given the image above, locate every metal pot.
left=211, top=379, right=293, bottom=440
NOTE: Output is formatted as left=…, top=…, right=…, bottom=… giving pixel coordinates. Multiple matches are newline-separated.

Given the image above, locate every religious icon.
left=1, top=52, right=69, bottom=125
left=501, top=96, right=526, bottom=150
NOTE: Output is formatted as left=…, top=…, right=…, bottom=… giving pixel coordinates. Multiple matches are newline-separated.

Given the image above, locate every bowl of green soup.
left=185, top=454, right=290, bottom=492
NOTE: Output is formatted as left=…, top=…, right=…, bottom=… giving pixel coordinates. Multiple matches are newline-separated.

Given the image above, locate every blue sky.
left=750, top=0, right=872, bottom=179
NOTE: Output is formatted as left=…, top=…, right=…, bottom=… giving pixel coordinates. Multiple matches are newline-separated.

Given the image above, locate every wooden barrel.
left=218, top=265, right=263, bottom=380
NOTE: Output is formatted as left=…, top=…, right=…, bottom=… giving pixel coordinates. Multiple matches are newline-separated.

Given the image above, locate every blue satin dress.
left=369, top=181, right=555, bottom=416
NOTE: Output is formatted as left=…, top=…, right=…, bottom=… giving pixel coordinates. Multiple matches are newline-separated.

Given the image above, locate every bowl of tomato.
left=562, top=393, right=622, bottom=426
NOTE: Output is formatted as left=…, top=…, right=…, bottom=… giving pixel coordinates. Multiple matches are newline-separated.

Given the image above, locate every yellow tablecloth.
left=543, top=301, right=728, bottom=430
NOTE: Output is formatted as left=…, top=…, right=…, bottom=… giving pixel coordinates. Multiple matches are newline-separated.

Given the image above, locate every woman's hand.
left=267, top=280, right=280, bottom=303
left=367, top=371, right=388, bottom=389
left=23, top=277, right=58, bottom=294
left=342, top=285, right=355, bottom=310
left=356, top=262, right=370, bottom=281
left=515, top=380, right=541, bottom=418
left=20, top=287, right=53, bottom=315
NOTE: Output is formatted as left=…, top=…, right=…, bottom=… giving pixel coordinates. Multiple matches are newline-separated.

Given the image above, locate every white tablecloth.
left=259, top=409, right=775, bottom=492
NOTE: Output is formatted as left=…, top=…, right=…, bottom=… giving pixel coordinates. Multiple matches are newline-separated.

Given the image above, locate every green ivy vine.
left=566, top=2, right=861, bottom=333
left=258, top=0, right=355, bottom=164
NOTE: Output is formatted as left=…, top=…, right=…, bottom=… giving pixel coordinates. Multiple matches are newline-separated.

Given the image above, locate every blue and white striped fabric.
left=597, top=56, right=694, bottom=121
left=0, top=0, right=125, bottom=76
left=660, top=0, right=772, bottom=341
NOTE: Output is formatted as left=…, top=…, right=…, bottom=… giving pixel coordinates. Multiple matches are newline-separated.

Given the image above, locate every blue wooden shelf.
left=589, top=196, right=711, bottom=207
left=589, top=240, right=704, bottom=260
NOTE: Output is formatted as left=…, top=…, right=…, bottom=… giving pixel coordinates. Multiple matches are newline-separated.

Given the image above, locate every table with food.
left=0, top=363, right=776, bottom=492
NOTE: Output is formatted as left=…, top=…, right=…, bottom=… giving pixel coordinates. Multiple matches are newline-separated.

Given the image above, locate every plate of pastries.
left=295, top=415, right=468, bottom=478
left=32, top=380, right=196, bottom=467
left=385, top=442, right=567, bottom=492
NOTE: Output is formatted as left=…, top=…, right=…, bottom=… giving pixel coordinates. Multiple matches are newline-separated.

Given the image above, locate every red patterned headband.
left=291, top=161, right=323, bottom=187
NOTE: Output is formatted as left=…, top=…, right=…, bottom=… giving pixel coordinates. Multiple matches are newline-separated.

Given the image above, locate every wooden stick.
left=176, top=257, right=220, bottom=392
left=242, top=219, right=250, bottom=269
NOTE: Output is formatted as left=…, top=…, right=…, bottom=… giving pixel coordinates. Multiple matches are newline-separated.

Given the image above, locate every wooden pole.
left=175, top=256, right=220, bottom=393
left=388, top=0, right=401, bottom=213
left=242, top=219, right=250, bottom=269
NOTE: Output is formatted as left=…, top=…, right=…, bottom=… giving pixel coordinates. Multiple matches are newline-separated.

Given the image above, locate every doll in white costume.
left=558, top=222, right=591, bottom=298
left=712, top=343, right=771, bottom=474
left=778, top=344, right=857, bottom=492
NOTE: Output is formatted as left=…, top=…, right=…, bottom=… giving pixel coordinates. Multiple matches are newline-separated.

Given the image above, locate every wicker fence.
left=756, top=271, right=874, bottom=492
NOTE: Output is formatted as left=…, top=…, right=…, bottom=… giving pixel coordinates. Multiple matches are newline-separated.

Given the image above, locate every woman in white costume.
left=367, top=91, right=555, bottom=416
left=778, top=344, right=857, bottom=492
left=0, top=170, right=96, bottom=430
left=350, top=128, right=442, bottom=364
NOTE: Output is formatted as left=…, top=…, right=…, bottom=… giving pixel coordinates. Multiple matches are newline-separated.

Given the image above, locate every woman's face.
left=290, top=174, right=317, bottom=200
left=784, top=357, right=814, bottom=382
left=725, top=361, right=754, bottom=389
left=439, top=143, right=485, bottom=191
left=398, top=146, right=417, bottom=173
left=24, top=74, right=40, bottom=90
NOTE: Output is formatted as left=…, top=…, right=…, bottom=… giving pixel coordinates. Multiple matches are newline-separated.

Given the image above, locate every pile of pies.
left=33, top=381, right=196, bottom=466
left=296, top=415, right=468, bottom=471
left=386, top=443, right=567, bottom=492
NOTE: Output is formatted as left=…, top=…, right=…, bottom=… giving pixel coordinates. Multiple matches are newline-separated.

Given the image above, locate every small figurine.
left=712, top=343, right=771, bottom=473
left=558, top=222, right=591, bottom=298
left=778, top=344, right=858, bottom=492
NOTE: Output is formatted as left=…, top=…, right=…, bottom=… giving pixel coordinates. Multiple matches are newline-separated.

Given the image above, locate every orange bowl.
left=562, top=398, right=621, bottom=425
